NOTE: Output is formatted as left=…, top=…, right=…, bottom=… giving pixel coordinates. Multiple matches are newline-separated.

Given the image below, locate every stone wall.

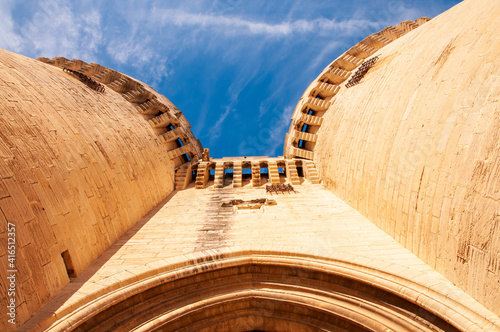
left=20, top=181, right=500, bottom=331
left=0, top=49, right=178, bottom=328
left=313, top=0, right=500, bottom=315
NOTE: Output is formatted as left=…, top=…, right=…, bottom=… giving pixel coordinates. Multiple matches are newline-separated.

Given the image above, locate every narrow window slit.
left=61, top=250, right=76, bottom=278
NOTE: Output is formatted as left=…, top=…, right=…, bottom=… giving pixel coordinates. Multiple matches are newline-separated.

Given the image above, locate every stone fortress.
left=0, top=0, right=499, bottom=330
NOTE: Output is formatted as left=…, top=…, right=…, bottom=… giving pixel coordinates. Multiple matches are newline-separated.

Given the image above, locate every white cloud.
left=263, top=105, right=295, bottom=156
left=0, top=0, right=103, bottom=61
left=0, top=0, right=443, bottom=159
left=0, top=0, right=23, bottom=52
left=151, top=8, right=378, bottom=37
left=208, top=106, right=234, bottom=145
left=106, top=35, right=156, bottom=64
left=305, top=40, right=343, bottom=74
left=106, top=36, right=171, bottom=88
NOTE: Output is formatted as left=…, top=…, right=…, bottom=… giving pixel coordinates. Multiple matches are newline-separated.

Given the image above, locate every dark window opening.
left=61, top=250, right=76, bottom=278
left=242, top=168, right=252, bottom=180
left=182, top=153, right=190, bottom=163
left=209, top=168, right=215, bottom=181
left=298, top=139, right=305, bottom=148
left=297, top=166, right=304, bottom=177
left=224, top=169, right=234, bottom=178
left=308, top=109, right=315, bottom=115
left=167, top=124, right=175, bottom=131
left=260, top=167, right=269, bottom=181
left=176, top=138, right=184, bottom=147
left=301, top=124, right=308, bottom=132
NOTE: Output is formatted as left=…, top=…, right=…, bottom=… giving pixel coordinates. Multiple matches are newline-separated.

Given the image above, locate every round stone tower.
left=0, top=49, right=201, bottom=327
left=285, top=0, right=500, bottom=315
left=1, top=0, right=499, bottom=330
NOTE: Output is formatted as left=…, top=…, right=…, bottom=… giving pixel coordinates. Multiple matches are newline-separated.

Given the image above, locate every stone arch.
left=25, top=251, right=498, bottom=332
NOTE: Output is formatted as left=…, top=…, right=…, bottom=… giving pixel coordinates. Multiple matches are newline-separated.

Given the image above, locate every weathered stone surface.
left=20, top=181, right=500, bottom=331
left=1, top=0, right=499, bottom=330
left=0, top=49, right=179, bottom=330
left=313, top=0, right=500, bottom=316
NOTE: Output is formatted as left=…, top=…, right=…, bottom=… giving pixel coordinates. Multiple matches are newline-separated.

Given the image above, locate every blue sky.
left=0, top=0, right=460, bottom=158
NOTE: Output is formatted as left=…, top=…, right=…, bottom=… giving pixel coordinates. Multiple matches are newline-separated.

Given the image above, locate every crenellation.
left=303, top=160, right=321, bottom=184
left=394, top=20, right=420, bottom=33
left=92, top=68, right=122, bottom=84
left=233, top=162, right=242, bottom=188
left=195, top=162, right=210, bottom=189
left=108, top=77, right=140, bottom=93
left=414, top=17, right=432, bottom=26
left=167, top=144, right=193, bottom=161
left=251, top=162, right=261, bottom=187
left=60, top=59, right=87, bottom=71
left=174, top=165, right=194, bottom=190
left=346, top=43, right=377, bottom=59
left=285, top=161, right=301, bottom=185
left=77, top=63, right=105, bottom=77
left=159, top=127, right=185, bottom=143
left=137, top=99, right=169, bottom=115
left=123, top=86, right=155, bottom=103
left=296, top=113, right=324, bottom=127
left=331, top=54, right=364, bottom=71
left=292, top=131, right=317, bottom=143
left=268, top=161, right=280, bottom=185
left=186, top=157, right=313, bottom=189
left=302, top=96, right=331, bottom=111
left=283, top=18, right=432, bottom=161
left=288, top=147, right=314, bottom=160
left=37, top=56, right=203, bottom=169
left=3, top=1, right=500, bottom=330
left=377, top=26, right=405, bottom=41
left=38, top=56, right=69, bottom=68
left=147, top=111, right=176, bottom=128
left=214, top=162, right=225, bottom=189
left=311, top=81, right=340, bottom=99
left=0, top=48, right=178, bottom=330
left=320, top=67, right=351, bottom=84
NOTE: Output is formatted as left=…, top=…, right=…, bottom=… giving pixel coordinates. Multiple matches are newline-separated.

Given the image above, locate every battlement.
left=283, top=17, right=431, bottom=161
left=37, top=56, right=203, bottom=168
left=3, top=0, right=500, bottom=330
left=174, top=156, right=321, bottom=190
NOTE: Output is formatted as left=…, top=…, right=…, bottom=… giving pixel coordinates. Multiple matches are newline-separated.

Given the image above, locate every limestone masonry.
left=0, top=0, right=499, bottom=331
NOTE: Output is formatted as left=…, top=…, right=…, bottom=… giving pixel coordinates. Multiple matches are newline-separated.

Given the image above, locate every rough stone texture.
left=37, top=56, right=203, bottom=168
left=313, top=0, right=500, bottom=316
left=0, top=49, right=176, bottom=329
left=1, top=0, right=500, bottom=330
left=20, top=181, right=500, bottom=331
left=283, top=16, right=431, bottom=160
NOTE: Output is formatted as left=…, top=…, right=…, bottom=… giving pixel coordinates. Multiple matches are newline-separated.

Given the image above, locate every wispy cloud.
left=0, top=0, right=23, bottom=52
left=208, top=106, right=234, bottom=145
left=0, top=0, right=459, bottom=158
left=0, top=0, right=103, bottom=61
left=263, top=105, right=295, bottom=156
left=305, top=40, right=344, bottom=74
left=151, top=8, right=379, bottom=37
